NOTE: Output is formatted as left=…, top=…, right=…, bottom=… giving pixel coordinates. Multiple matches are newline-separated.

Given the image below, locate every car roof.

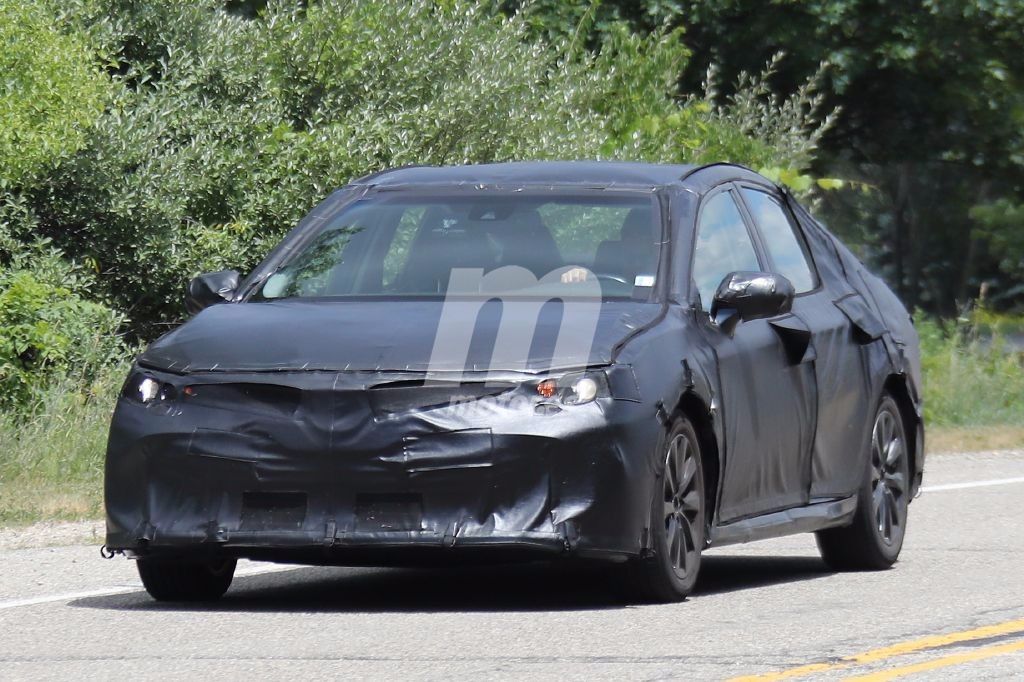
left=350, top=161, right=778, bottom=194
left=350, top=161, right=701, bottom=189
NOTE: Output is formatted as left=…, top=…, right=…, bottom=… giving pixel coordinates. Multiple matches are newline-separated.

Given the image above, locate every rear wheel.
left=626, top=417, right=706, bottom=602
left=816, top=394, right=910, bottom=570
left=137, top=557, right=237, bottom=602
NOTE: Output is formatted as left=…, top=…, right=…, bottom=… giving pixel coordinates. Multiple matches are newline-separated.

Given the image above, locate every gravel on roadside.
left=0, top=520, right=104, bottom=550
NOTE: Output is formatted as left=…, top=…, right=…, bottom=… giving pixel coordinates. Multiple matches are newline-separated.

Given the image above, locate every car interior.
left=263, top=198, right=660, bottom=299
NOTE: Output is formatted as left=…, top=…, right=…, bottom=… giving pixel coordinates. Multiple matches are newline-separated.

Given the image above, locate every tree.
left=14, top=0, right=829, bottom=335
left=514, top=0, right=1024, bottom=312
left=0, top=0, right=108, bottom=187
left=676, top=0, right=1024, bottom=312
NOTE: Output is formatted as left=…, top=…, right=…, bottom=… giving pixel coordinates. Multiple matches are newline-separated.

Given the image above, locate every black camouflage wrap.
left=105, top=162, right=923, bottom=564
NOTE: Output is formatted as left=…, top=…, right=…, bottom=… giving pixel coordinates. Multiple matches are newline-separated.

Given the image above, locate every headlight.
left=569, top=376, right=599, bottom=403
left=534, top=371, right=608, bottom=406
left=123, top=372, right=177, bottom=404
left=137, top=377, right=160, bottom=402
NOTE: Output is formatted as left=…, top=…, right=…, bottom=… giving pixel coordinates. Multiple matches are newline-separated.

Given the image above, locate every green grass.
left=917, top=314, right=1024, bottom=427
left=0, top=370, right=122, bottom=525
left=1, top=313, right=1022, bottom=525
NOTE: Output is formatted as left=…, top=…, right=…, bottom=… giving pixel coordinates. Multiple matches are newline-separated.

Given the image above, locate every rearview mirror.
left=710, top=271, right=794, bottom=333
left=185, top=270, right=240, bottom=315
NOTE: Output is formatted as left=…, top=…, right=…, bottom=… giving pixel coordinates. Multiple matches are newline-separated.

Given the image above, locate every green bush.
left=0, top=267, right=125, bottom=409
left=0, top=0, right=109, bottom=186
left=23, top=0, right=831, bottom=336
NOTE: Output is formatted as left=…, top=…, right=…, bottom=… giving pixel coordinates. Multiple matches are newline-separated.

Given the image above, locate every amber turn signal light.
left=536, top=379, right=557, bottom=398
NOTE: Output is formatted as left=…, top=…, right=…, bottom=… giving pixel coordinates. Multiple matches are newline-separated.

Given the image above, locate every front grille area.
left=183, top=383, right=303, bottom=418
left=367, top=380, right=515, bottom=416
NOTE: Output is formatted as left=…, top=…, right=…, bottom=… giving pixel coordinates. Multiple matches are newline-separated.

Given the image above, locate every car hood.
left=139, top=299, right=662, bottom=374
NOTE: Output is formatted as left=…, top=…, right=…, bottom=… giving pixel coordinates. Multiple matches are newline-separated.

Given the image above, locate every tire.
left=137, top=557, right=237, bottom=602
left=626, top=416, right=706, bottom=602
left=816, top=394, right=910, bottom=570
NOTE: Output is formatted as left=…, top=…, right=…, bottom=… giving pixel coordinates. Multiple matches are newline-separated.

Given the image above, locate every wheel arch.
left=883, top=373, right=924, bottom=498
left=674, top=391, right=721, bottom=535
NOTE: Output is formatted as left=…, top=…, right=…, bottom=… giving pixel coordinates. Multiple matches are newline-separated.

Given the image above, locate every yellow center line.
left=842, top=638, right=1024, bottom=681
left=728, top=618, right=1024, bottom=681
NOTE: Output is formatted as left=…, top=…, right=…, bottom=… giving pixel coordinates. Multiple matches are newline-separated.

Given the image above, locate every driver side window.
left=692, top=191, right=761, bottom=312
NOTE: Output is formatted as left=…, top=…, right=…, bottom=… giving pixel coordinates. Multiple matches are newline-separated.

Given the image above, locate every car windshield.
left=251, top=192, right=662, bottom=300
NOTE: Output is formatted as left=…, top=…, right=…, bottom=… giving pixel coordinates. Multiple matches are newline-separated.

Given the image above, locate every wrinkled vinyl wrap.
left=105, top=162, right=923, bottom=564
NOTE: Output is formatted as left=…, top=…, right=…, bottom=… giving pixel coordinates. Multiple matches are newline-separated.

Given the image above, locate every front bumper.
left=104, top=369, right=659, bottom=563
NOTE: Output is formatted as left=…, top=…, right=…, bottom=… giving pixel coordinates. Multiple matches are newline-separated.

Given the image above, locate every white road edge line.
left=0, top=563, right=296, bottom=611
left=0, top=586, right=142, bottom=610
left=921, top=476, right=1024, bottom=493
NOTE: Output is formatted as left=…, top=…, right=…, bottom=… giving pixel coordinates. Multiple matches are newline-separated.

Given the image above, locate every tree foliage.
left=0, top=267, right=124, bottom=410
left=971, top=200, right=1024, bottom=300
left=5, top=0, right=830, bottom=338
left=0, top=0, right=109, bottom=186
left=516, top=0, right=1024, bottom=312
left=678, top=0, right=1024, bottom=311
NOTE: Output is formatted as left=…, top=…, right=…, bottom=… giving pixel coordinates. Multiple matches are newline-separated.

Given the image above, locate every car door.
left=691, top=185, right=816, bottom=522
left=736, top=185, right=873, bottom=500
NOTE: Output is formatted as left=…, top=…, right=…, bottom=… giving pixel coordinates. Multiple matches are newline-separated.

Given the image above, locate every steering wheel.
left=593, top=273, right=630, bottom=286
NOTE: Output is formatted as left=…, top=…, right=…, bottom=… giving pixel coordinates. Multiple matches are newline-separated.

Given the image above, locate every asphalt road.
left=2, top=450, right=1023, bottom=681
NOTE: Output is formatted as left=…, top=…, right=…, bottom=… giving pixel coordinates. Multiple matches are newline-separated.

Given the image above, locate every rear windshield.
left=251, top=192, right=662, bottom=300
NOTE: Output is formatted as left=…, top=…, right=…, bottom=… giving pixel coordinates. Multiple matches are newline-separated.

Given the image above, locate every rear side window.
left=740, top=188, right=817, bottom=293
left=692, top=191, right=762, bottom=311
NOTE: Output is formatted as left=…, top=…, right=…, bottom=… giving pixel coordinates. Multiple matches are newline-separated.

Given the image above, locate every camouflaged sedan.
left=105, top=162, right=924, bottom=602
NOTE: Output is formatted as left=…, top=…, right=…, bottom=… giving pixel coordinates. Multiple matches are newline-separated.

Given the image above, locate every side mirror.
left=710, top=271, right=794, bottom=333
left=185, top=270, right=240, bottom=315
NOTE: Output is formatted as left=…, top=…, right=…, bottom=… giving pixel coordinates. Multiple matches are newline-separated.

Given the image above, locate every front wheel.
left=137, top=557, right=237, bottom=602
left=625, top=416, right=706, bottom=602
left=816, top=394, right=910, bottom=570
